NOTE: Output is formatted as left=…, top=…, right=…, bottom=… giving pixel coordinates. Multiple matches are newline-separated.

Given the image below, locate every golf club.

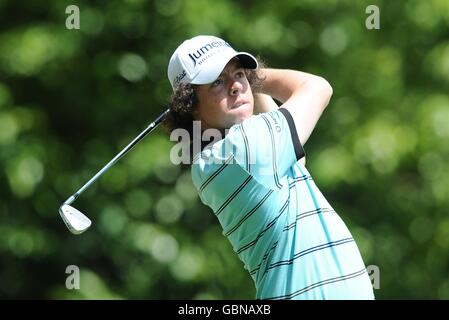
left=59, top=109, right=170, bottom=235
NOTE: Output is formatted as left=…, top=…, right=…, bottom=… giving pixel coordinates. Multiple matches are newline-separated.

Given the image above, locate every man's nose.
left=229, top=80, right=243, bottom=96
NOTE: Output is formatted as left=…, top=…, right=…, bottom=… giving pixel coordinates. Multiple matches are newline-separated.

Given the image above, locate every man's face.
left=194, top=58, right=254, bottom=131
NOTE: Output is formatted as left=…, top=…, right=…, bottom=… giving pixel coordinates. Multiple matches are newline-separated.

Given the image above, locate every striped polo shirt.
left=191, top=108, right=374, bottom=300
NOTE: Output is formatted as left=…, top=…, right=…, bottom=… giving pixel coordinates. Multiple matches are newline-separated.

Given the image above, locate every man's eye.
left=212, top=79, right=223, bottom=87
left=236, top=71, right=245, bottom=78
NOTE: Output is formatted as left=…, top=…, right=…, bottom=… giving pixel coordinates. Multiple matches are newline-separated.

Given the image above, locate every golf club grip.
left=64, top=109, right=170, bottom=205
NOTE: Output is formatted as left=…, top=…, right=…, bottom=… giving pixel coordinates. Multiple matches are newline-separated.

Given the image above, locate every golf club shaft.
left=64, top=109, right=170, bottom=205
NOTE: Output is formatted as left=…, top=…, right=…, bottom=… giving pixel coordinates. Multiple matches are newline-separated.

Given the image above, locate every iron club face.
left=59, top=109, right=169, bottom=234
left=59, top=204, right=91, bottom=235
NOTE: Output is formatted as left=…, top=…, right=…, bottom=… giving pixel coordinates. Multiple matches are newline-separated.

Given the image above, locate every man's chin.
left=231, top=104, right=253, bottom=118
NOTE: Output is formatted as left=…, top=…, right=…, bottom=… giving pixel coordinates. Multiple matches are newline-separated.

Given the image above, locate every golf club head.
left=59, top=204, right=91, bottom=235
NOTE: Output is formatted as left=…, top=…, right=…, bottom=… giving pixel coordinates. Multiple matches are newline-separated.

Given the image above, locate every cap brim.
left=190, top=52, right=258, bottom=85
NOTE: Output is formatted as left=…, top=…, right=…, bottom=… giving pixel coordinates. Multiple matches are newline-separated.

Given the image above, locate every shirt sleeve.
left=220, top=108, right=305, bottom=189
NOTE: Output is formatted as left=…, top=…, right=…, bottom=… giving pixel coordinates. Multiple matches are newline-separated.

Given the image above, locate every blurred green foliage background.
left=0, top=0, right=448, bottom=299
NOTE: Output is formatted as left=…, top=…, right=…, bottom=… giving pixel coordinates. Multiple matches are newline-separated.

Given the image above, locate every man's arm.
left=257, top=68, right=333, bottom=146
left=254, top=93, right=278, bottom=114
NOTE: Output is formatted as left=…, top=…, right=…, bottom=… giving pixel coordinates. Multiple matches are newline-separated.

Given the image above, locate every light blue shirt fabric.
left=191, top=109, right=374, bottom=300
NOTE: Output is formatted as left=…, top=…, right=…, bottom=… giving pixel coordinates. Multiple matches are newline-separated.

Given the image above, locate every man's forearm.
left=258, top=68, right=330, bottom=103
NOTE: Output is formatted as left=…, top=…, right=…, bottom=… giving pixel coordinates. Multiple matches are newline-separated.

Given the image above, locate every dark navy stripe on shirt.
left=225, top=190, right=274, bottom=237
left=250, top=241, right=279, bottom=276
left=288, top=175, right=313, bottom=186
left=237, top=198, right=290, bottom=254
left=283, top=207, right=336, bottom=231
left=260, top=114, right=282, bottom=189
left=265, top=268, right=368, bottom=300
left=239, top=123, right=251, bottom=173
left=250, top=207, right=336, bottom=275
left=215, top=175, right=253, bottom=216
left=199, top=154, right=234, bottom=193
left=264, top=237, right=355, bottom=274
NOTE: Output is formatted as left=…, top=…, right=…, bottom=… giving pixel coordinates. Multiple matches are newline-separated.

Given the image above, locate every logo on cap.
left=188, top=40, right=232, bottom=66
left=173, top=70, right=187, bottom=87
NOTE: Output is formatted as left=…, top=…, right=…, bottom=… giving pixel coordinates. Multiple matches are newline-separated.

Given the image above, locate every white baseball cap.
left=167, top=35, right=258, bottom=90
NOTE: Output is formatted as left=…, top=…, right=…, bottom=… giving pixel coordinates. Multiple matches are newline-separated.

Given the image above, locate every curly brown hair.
left=162, top=58, right=265, bottom=139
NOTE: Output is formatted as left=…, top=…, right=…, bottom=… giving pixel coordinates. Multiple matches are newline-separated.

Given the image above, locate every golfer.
left=164, top=35, right=374, bottom=300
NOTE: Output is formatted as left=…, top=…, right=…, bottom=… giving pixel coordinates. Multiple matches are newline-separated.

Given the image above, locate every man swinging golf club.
left=164, top=35, right=375, bottom=300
